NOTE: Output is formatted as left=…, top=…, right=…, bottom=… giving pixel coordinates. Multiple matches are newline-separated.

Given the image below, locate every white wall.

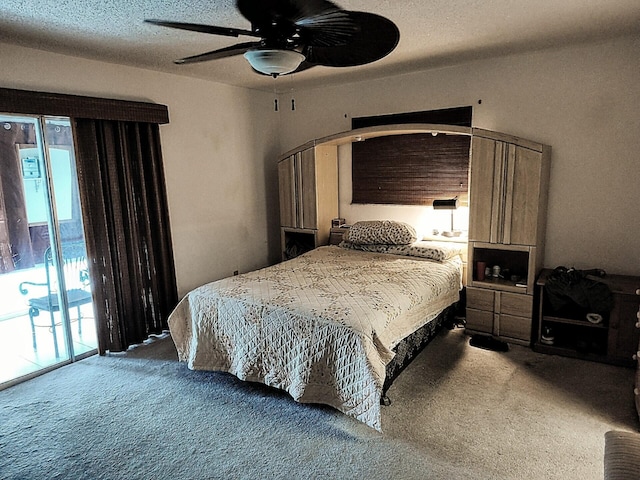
left=0, top=43, right=280, bottom=297
left=2, top=33, right=638, bottom=296
left=277, top=35, right=640, bottom=276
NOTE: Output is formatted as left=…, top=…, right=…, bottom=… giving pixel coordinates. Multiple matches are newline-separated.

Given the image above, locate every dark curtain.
left=73, top=119, right=177, bottom=354
left=0, top=87, right=174, bottom=354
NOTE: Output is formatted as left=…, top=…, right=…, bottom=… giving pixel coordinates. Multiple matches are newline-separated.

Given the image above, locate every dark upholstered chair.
left=19, top=242, right=92, bottom=358
left=604, top=430, right=640, bottom=480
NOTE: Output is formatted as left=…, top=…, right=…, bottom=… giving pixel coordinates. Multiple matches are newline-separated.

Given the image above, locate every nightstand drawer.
left=499, top=292, right=533, bottom=318
left=467, top=287, right=494, bottom=311
left=466, top=308, right=493, bottom=333
left=329, top=227, right=349, bottom=245
left=498, top=314, right=531, bottom=342
left=329, top=232, right=343, bottom=245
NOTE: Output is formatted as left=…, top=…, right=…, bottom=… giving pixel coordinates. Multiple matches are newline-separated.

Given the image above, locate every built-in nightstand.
left=329, top=226, right=349, bottom=245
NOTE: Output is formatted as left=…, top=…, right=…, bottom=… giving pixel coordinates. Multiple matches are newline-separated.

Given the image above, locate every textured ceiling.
left=1, top=0, right=640, bottom=92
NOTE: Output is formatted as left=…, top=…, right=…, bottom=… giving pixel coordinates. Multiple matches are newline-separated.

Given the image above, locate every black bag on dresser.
left=544, top=266, right=614, bottom=319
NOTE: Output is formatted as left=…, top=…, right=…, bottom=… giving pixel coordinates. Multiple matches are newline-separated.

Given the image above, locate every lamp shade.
left=243, top=49, right=305, bottom=76
left=432, top=198, right=459, bottom=210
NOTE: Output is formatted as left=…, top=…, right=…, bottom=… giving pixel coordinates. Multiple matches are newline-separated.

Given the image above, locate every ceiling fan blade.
left=175, top=42, right=261, bottom=64
left=237, top=0, right=339, bottom=26
left=236, top=0, right=356, bottom=47
left=294, top=9, right=358, bottom=47
left=145, top=19, right=258, bottom=38
left=304, top=11, right=399, bottom=67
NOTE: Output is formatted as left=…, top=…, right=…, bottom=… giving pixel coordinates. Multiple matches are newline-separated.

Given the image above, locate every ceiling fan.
left=145, top=0, right=399, bottom=77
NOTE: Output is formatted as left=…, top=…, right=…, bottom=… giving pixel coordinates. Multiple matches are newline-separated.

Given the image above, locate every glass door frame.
left=0, top=113, right=97, bottom=388
left=36, top=116, right=78, bottom=362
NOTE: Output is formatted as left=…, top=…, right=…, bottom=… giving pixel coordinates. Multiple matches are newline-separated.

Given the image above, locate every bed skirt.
left=382, top=304, right=456, bottom=402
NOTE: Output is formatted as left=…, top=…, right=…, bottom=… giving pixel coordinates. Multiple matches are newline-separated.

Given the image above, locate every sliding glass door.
left=0, top=114, right=96, bottom=387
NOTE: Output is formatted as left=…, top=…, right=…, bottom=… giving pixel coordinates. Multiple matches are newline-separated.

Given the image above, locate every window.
left=351, top=133, right=471, bottom=205
left=351, top=107, right=472, bottom=205
left=0, top=87, right=177, bottom=357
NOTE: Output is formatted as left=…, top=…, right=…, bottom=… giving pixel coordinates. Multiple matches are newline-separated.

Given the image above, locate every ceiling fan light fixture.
left=243, top=49, right=305, bottom=77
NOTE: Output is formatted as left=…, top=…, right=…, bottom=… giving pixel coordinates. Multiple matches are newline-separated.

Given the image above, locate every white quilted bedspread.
left=168, top=245, right=462, bottom=431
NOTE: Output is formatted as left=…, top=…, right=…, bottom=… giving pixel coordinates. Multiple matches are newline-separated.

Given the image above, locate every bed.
left=168, top=222, right=464, bottom=431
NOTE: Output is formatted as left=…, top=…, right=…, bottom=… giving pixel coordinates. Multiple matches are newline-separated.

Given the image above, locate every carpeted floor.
left=1, top=328, right=637, bottom=480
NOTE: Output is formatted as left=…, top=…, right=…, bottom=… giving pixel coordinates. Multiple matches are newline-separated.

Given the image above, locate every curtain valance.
left=0, top=87, right=169, bottom=124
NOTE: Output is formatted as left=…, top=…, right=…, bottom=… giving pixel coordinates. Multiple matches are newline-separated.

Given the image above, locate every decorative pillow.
left=344, top=220, right=417, bottom=245
left=340, top=240, right=463, bottom=262
left=338, top=242, right=391, bottom=254
left=386, top=241, right=463, bottom=262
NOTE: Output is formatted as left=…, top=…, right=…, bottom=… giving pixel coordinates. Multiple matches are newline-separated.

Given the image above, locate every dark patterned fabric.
left=344, top=220, right=417, bottom=245
left=383, top=305, right=455, bottom=394
left=339, top=239, right=463, bottom=263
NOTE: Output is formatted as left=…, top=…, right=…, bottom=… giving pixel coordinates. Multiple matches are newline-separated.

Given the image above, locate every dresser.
left=634, top=287, right=640, bottom=420
left=534, top=269, right=640, bottom=368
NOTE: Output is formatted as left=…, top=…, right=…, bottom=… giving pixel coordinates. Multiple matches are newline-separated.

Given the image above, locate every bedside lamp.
left=433, top=198, right=459, bottom=237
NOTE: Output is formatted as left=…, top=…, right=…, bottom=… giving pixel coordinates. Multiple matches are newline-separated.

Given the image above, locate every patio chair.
left=18, top=242, right=92, bottom=358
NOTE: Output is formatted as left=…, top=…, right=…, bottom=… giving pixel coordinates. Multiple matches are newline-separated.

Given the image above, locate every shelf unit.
left=468, top=243, right=536, bottom=294
left=277, top=143, right=338, bottom=261
left=534, top=268, right=640, bottom=367
left=465, top=130, right=551, bottom=346
left=280, top=227, right=318, bottom=261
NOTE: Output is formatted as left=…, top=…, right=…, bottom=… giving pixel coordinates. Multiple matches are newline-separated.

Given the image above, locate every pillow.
left=386, top=241, right=463, bottom=262
left=338, top=242, right=391, bottom=254
left=340, top=240, right=463, bottom=262
left=344, top=220, right=417, bottom=245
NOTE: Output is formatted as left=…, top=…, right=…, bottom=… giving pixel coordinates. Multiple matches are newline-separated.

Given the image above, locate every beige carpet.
left=385, top=328, right=639, bottom=479
left=1, top=327, right=637, bottom=479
